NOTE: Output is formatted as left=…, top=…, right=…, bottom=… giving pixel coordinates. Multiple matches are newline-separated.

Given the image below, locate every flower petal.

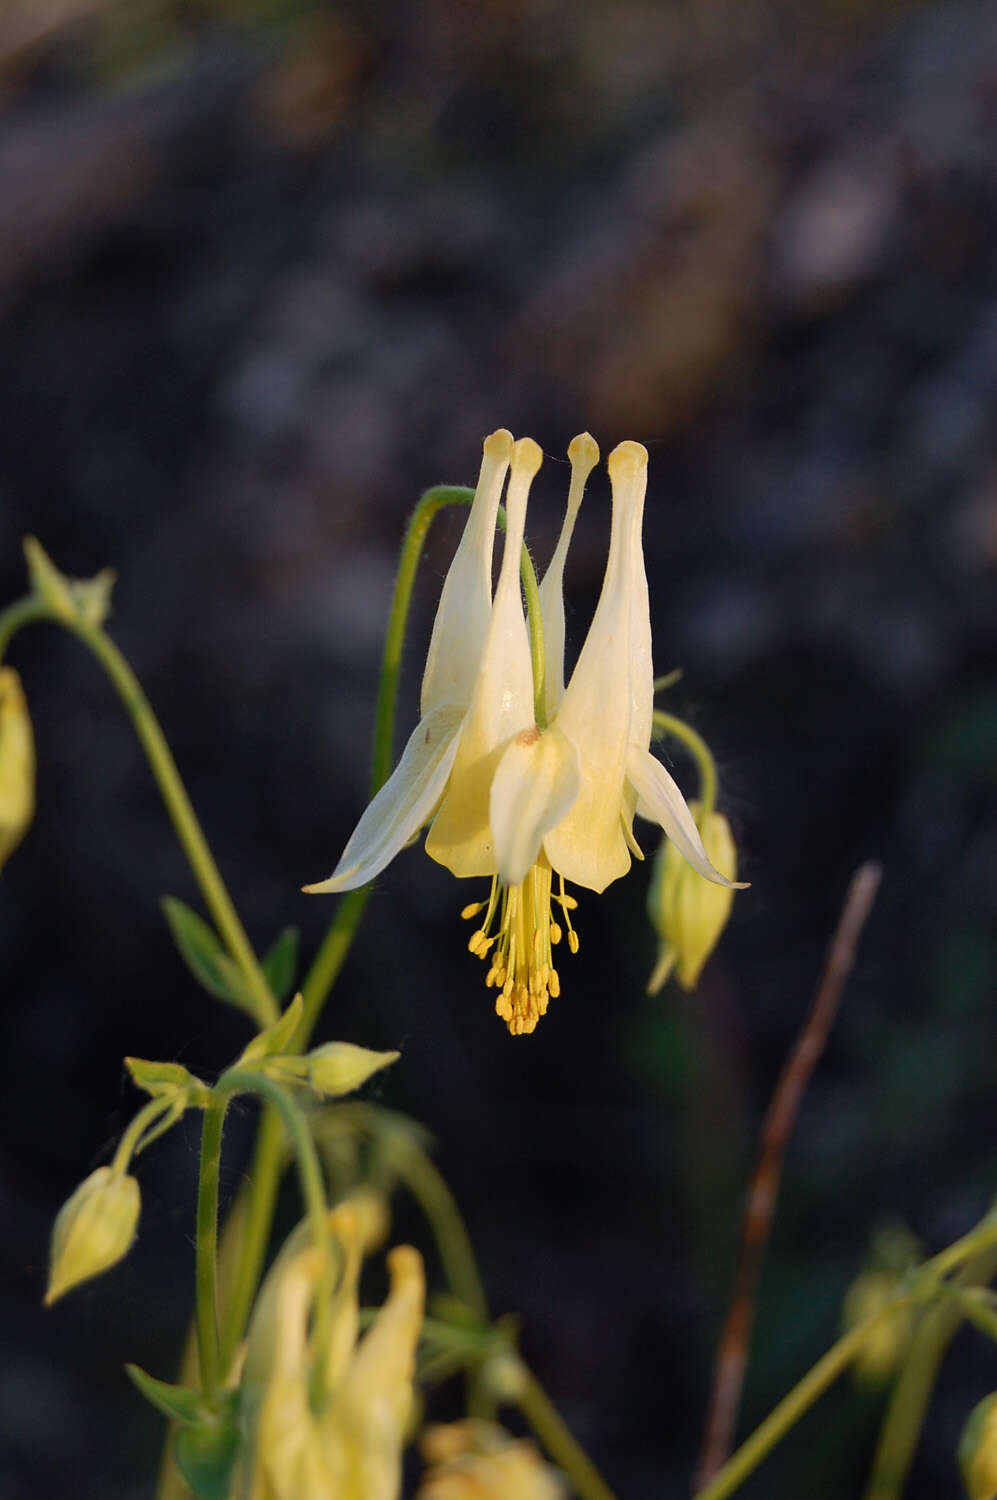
left=420, top=430, right=513, bottom=716
left=537, top=433, right=599, bottom=721
left=303, top=705, right=465, bottom=893
left=543, top=443, right=648, bottom=893
left=626, top=745, right=747, bottom=889
left=425, top=439, right=541, bottom=877
left=489, top=724, right=581, bottom=885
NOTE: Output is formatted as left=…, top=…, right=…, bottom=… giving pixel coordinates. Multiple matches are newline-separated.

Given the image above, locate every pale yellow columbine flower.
left=307, top=433, right=743, bottom=1035
left=417, top=1421, right=566, bottom=1500
left=238, top=1203, right=424, bottom=1500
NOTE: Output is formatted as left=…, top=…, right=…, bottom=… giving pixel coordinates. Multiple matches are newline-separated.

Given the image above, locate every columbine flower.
left=237, top=1201, right=424, bottom=1500
left=307, top=432, right=742, bottom=1035
left=417, top=1421, right=566, bottom=1500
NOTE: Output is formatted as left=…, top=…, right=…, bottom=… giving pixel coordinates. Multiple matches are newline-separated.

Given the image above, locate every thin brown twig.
left=695, top=860, right=883, bottom=1491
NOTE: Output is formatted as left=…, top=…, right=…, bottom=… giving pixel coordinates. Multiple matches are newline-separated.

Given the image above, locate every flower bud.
left=647, top=804, right=737, bottom=992
left=841, top=1269, right=915, bottom=1384
left=305, top=1042, right=399, bottom=1098
left=0, top=667, right=35, bottom=872
left=45, top=1166, right=140, bottom=1305
left=960, top=1393, right=997, bottom=1500
left=418, top=1421, right=566, bottom=1500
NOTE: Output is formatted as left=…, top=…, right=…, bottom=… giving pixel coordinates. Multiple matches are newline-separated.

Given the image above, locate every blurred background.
left=2, top=0, right=997, bottom=1496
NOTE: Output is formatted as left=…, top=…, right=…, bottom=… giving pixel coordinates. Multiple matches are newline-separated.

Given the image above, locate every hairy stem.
left=194, top=1103, right=226, bottom=1394
left=652, top=709, right=718, bottom=819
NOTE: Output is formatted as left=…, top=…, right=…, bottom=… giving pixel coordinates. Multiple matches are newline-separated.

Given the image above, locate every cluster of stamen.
left=461, top=857, right=579, bottom=1035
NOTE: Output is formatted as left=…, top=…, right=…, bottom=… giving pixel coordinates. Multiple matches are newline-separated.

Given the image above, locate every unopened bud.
left=0, top=667, right=35, bottom=871
left=647, top=804, right=737, bottom=993
left=306, top=1042, right=399, bottom=1098
left=961, top=1393, right=997, bottom=1500
left=841, top=1270, right=915, bottom=1384
left=45, top=1166, right=140, bottom=1305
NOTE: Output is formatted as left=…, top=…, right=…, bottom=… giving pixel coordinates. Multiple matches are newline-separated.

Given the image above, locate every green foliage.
left=162, top=896, right=265, bottom=1020
left=261, top=925, right=300, bottom=1003
left=126, top=1366, right=238, bottom=1500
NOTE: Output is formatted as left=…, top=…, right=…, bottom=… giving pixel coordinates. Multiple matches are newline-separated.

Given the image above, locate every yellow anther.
left=457, top=861, right=579, bottom=1034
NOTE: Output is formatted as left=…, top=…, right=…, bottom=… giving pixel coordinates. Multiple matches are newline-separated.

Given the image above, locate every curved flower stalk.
left=307, top=432, right=744, bottom=1035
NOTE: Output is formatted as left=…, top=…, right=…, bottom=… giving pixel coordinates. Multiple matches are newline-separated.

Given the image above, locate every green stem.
left=395, top=1144, right=488, bottom=1321
left=195, top=1103, right=226, bottom=1394
left=517, top=1363, right=618, bottom=1500
left=217, top=1069, right=332, bottom=1403
left=693, top=1298, right=918, bottom=1500
left=110, top=1097, right=173, bottom=1175
left=297, top=887, right=371, bottom=1048
left=0, top=596, right=49, bottom=660
left=10, top=608, right=277, bottom=1030
left=70, top=622, right=278, bottom=1028
left=948, top=1286, right=997, bottom=1348
left=371, top=486, right=470, bottom=793
left=653, top=709, right=717, bottom=819
left=218, top=1108, right=285, bottom=1372
left=863, top=1217, right=997, bottom=1500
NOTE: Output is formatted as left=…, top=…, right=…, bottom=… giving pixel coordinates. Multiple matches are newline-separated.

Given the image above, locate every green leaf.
left=175, top=1418, right=240, bottom=1500
left=125, top=1058, right=199, bottom=1096
left=23, top=537, right=77, bottom=621
left=176, top=1416, right=239, bottom=1500
left=126, top=1367, right=238, bottom=1500
left=261, top=925, right=299, bottom=1002
left=240, top=993, right=304, bottom=1065
left=161, top=897, right=258, bottom=1019
left=125, top=1364, right=207, bottom=1426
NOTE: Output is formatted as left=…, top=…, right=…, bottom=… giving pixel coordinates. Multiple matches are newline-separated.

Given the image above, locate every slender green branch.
left=218, top=1111, right=285, bottom=1372
left=948, top=1286, right=997, bottom=1348
left=371, top=486, right=469, bottom=791
left=6, top=603, right=277, bottom=1030
left=0, top=595, right=49, bottom=661
left=69, top=621, right=277, bottom=1028
left=110, top=1097, right=173, bottom=1175
left=517, top=1363, right=618, bottom=1500
left=652, top=709, right=718, bottom=818
left=216, top=1069, right=331, bottom=1403
left=195, top=1103, right=226, bottom=1394
left=693, top=1297, right=918, bottom=1500
left=863, top=1213, right=997, bottom=1500
left=297, top=888, right=371, bottom=1048
left=394, top=1144, right=488, bottom=1321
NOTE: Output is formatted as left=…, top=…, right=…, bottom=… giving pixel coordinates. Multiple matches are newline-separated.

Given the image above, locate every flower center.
left=461, top=855, right=579, bottom=1035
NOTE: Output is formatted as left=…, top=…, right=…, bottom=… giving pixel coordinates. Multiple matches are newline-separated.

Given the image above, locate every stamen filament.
left=461, top=857, right=579, bottom=1034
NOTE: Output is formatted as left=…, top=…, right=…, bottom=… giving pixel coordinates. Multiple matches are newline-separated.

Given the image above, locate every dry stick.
left=696, top=860, right=883, bottom=1491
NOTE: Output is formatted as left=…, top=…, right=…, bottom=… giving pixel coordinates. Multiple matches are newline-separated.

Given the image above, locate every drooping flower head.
left=306, top=432, right=744, bottom=1035
left=236, top=1200, right=424, bottom=1500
